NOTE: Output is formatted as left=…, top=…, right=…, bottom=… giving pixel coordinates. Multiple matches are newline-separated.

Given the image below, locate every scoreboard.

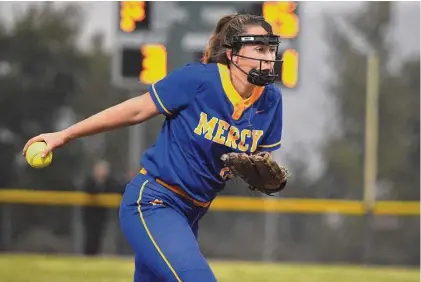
left=119, top=1, right=151, bottom=32
left=120, top=43, right=167, bottom=85
left=112, top=1, right=300, bottom=90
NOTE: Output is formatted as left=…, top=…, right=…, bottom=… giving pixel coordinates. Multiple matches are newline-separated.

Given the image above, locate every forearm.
left=64, top=94, right=158, bottom=141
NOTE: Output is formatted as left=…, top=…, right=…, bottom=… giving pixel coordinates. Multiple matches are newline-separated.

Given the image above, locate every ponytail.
left=201, top=14, right=236, bottom=64
left=201, top=13, right=270, bottom=65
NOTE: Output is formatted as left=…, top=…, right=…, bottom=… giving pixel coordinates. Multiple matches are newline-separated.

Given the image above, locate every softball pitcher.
left=23, top=13, right=289, bottom=282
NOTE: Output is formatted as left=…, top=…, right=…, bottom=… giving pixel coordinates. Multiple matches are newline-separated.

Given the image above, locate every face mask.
left=225, top=34, right=282, bottom=86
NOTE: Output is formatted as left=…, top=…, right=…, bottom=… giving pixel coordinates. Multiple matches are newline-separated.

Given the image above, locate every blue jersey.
left=141, top=63, right=283, bottom=203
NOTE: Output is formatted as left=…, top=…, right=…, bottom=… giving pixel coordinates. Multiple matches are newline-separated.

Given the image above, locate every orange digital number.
left=140, top=44, right=167, bottom=85
left=120, top=1, right=146, bottom=33
left=281, top=49, right=299, bottom=88
left=263, top=1, right=299, bottom=38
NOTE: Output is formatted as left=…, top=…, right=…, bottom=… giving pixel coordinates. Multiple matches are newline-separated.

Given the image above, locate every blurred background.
left=0, top=1, right=419, bottom=281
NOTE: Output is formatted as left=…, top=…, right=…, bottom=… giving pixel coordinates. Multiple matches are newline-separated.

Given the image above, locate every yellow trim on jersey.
left=259, top=140, right=282, bottom=148
left=217, top=64, right=264, bottom=120
left=151, top=83, right=172, bottom=115
left=137, top=180, right=182, bottom=282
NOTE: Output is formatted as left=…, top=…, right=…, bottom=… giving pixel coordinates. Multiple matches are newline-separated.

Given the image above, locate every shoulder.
left=166, top=62, right=217, bottom=85
left=172, top=62, right=216, bottom=76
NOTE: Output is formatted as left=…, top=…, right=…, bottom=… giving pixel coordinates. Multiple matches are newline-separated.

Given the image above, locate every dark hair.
left=202, top=13, right=272, bottom=65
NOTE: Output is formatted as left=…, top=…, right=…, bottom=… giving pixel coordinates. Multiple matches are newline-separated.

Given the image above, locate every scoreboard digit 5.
left=118, top=1, right=151, bottom=33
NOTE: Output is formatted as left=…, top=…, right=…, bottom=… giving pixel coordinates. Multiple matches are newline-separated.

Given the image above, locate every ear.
left=225, top=48, right=232, bottom=60
left=226, top=48, right=239, bottom=64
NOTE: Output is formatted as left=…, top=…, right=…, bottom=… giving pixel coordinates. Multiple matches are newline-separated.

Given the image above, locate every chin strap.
left=229, top=52, right=278, bottom=86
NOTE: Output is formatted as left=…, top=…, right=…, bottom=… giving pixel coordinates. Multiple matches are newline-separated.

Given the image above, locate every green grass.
left=0, top=254, right=418, bottom=282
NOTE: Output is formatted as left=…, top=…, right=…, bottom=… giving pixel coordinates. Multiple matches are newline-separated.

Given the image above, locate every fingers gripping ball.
left=221, top=152, right=289, bottom=195
left=25, top=142, right=53, bottom=169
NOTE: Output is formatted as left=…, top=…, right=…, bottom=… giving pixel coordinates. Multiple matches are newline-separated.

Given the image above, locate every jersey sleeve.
left=148, top=63, right=203, bottom=116
left=258, top=91, right=283, bottom=152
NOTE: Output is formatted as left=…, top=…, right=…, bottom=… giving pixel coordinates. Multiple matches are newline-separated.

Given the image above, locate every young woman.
left=23, top=13, right=285, bottom=282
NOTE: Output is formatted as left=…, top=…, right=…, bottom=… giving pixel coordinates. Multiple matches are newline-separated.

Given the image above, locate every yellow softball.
left=25, top=141, right=53, bottom=169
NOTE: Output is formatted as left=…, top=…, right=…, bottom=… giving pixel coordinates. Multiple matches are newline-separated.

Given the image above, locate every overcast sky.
left=1, top=1, right=419, bottom=179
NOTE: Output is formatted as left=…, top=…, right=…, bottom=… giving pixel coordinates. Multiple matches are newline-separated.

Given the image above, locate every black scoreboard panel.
left=121, top=47, right=142, bottom=78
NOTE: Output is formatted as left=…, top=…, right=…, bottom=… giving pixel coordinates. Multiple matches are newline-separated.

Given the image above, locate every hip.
left=140, top=155, right=225, bottom=202
left=120, top=171, right=210, bottom=224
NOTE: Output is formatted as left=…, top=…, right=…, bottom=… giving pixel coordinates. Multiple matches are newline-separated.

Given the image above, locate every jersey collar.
left=217, top=63, right=265, bottom=120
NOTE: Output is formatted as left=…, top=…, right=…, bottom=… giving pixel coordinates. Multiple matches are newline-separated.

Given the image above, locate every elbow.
left=125, top=93, right=160, bottom=125
left=131, top=110, right=148, bottom=124
left=129, top=105, right=159, bottom=125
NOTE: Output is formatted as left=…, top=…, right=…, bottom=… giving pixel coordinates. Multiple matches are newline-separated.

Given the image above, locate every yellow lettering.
left=250, top=130, right=264, bottom=153
left=194, top=113, right=265, bottom=152
left=194, top=112, right=218, bottom=140
left=225, top=126, right=240, bottom=150
left=213, top=120, right=230, bottom=145
left=238, top=129, right=252, bottom=152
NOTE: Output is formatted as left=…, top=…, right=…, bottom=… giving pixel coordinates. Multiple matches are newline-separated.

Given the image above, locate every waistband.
left=140, top=168, right=211, bottom=208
